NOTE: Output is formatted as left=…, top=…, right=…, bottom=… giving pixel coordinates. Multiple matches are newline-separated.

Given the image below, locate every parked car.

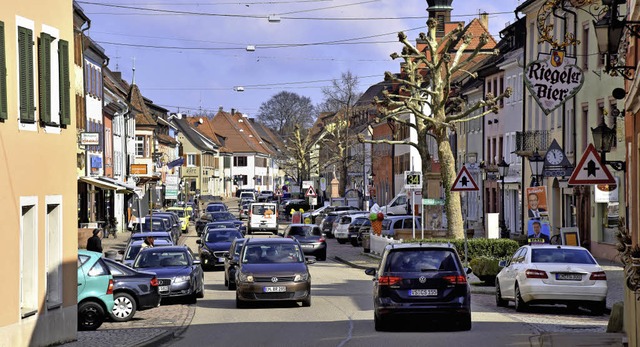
left=197, top=211, right=240, bottom=236
left=282, top=224, right=327, bottom=261
left=77, top=250, right=115, bottom=331
left=348, top=216, right=371, bottom=246
left=364, top=243, right=471, bottom=331
left=103, top=257, right=161, bottom=322
left=495, top=245, right=608, bottom=314
left=281, top=199, right=310, bottom=216
left=257, top=190, right=274, bottom=202
left=121, top=238, right=173, bottom=267
left=334, top=213, right=369, bottom=244
left=239, top=192, right=256, bottom=206
left=381, top=215, right=421, bottom=237
left=196, top=228, right=244, bottom=269
left=235, top=238, right=314, bottom=308
left=235, top=188, right=256, bottom=198
left=353, top=219, right=372, bottom=247
left=166, top=206, right=191, bottom=232
left=247, top=202, right=278, bottom=235
left=224, top=238, right=246, bottom=290
left=205, top=202, right=228, bottom=213
left=148, top=213, right=181, bottom=243
left=308, top=205, right=360, bottom=224
left=131, top=246, right=205, bottom=302
left=206, top=220, right=246, bottom=235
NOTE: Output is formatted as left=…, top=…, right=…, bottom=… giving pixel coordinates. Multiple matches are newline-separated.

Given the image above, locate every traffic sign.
left=568, top=143, right=615, bottom=185
left=451, top=165, right=479, bottom=192
left=319, top=177, right=327, bottom=191
left=404, top=171, right=422, bottom=190
left=305, top=186, right=317, bottom=197
left=274, top=189, right=283, bottom=197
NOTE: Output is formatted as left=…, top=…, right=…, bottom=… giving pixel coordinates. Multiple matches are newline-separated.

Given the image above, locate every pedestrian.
left=86, top=228, right=103, bottom=253
left=141, top=236, right=155, bottom=249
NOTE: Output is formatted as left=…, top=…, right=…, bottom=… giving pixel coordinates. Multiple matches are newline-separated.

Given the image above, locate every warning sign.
left=305, top=186, right=317, bottom=197
left=568, top=144, right=615, bottom=185
left=451, top=165, right=479, bottom=192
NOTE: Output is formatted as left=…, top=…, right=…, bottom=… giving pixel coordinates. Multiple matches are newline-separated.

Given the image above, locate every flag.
left=167, top=157, right=184, bottom=169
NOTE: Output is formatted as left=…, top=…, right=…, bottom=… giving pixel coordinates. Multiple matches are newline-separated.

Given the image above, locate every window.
left=20, top=196, right=38, bottom=318
left=187, top=154, right=196, bottom=166
left=46, top=197, right=63, bottom=309
left=582, top=23, right=589, bottom=69
left=0, top=21, right=7, bottom=121
left=18, top=25, right=35, bottom=124
left=135, top=136, right=145, bottom=156
left=38, top=32, right=53, bottom=124
left=234, top=156, right=247, bottom=167
left=105, top=128, right=112, bottom=166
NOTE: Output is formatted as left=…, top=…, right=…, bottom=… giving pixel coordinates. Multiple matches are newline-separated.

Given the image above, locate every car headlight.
left=174, top=275, right=191, bottom=284
left=238, top=272, right=254, bottom=283
left=294, top=273, right=309, bottom=282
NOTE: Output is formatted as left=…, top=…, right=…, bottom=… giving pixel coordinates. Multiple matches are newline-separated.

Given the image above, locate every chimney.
left=479, top=12, right=489, bottom=29
left=231, top=108, right=235, bottom=115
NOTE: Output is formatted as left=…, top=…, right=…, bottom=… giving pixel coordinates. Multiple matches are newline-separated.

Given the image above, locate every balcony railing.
left=515, top=130, right=550, bottom=156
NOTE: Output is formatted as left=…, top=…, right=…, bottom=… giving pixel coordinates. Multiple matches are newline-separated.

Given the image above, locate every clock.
left=546, top=148, right=564, bottom=165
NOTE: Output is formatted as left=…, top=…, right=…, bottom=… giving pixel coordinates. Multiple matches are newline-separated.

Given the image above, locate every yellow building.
left=0, top=1, right=78, bottom=345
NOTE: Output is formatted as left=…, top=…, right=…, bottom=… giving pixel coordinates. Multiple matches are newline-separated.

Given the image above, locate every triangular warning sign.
left=568, top=143, right=615, bottom=185
left=275, top=189, right=283, bottom=197
left=305, top=186, right=317, bottom=197
left=451, top=165, right=479, bottom=192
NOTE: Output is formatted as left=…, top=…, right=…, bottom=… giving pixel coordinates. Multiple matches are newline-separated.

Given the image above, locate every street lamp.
left=497, top=158, right=510, bottom=239
left=528, top=149, right=545, bottom=187
left=591, top=121, right=626, bottom=171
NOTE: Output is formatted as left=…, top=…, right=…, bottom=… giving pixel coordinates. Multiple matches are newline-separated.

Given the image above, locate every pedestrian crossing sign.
left=451, top=165, right=479, bottom=192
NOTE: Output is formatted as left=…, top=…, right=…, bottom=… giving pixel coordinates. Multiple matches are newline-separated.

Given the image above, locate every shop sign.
left=130, top=164, right=147, bottom=175
left=80, top=132, right=100, bottom=146
left=166, top=174, right=179, bottom=199
left=524, top=50, right=584, bottom=115
left=595, top=177, right=619, bottom=203
left=184, top=167, right=198, bottom=176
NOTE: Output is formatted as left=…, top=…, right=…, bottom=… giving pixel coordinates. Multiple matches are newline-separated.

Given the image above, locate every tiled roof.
left=209, top=110, right=274, bottom=156
left=128, top=84, right=156, bottom=127
left=173, top=118, right=218, bottom=153
left=185, top=116, right=232, bottom=154
left=156, top=133, right=178, bottom=146
left=247, top=119, right=285, bottom=153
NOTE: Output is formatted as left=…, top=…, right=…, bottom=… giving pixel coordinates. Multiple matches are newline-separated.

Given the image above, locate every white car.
left=333, top=213, right=369, bottom=244
left=495, top=245, right=608, bottom=314
left=246, top=202, right=278, bottom=235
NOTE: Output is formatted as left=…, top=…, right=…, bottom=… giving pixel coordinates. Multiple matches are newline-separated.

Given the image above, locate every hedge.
left=403, top=238, right=519, bottom=261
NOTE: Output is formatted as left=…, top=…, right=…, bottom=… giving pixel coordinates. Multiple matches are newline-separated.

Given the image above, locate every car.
left=235, top=238, right=314, bottom=308
left=206, top=220, right=246, bottom=234
left=77, top=249, right=115, bottom=331
left=235, top=188, right=256, bottom=198
left=129, top=231, right=174, bottom=246
left=224, top=238, right=246, bottom=290
left=148, top=213, right=181, bottom=242
left=139, top=217, right=177, bottom=242
left=239, top=201, right=251, bottom=220
left=239, top=191, right=256, bottom=205
left=282, top=224, right=327, bottom=261
left=257, top=190, right=274, bottom=202
left=103, top=257, right=161, bottom=322
left=121, top=238, right=173, bottom=267
left=247, top=202, right=278, bottom=235
left=333, top=213, right=369, bottom=244
left=205, top=202, right=228, bottom=213
left=364, top=243, right=472, bottom=331
left=131, top=246, right=205, bottom=302
left=349, top=216, right=371, bottom=247
left=282, top=199, right=311, bottom=216
left=329, top=211, right=359, bottom=238
left=354, top=219, right=372, bottom=247
left=196, top=211, right=240, bottom=236
left=495, top=245, right=608, bottom=314
left=308, top=205, right=360, bottom=224
left=196, top=228, right=244, bottom=269
left=167, top=207, right=191, bottom=232
left=381, top=215, right=421, bottom=237
left=320, top=211, right=345, bottom=237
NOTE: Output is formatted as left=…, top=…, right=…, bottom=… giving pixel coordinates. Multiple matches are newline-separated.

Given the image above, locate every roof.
left=156, top=133, right=178, bottom=146
left=208, top=109, right=274, bottom=155
left=173, top=118, right=219, bottom=153
left=128, top=84, right=156, bottom=127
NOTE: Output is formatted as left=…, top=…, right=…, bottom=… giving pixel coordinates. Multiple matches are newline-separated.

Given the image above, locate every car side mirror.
left=364, top=268, right=377, bottom=276
left=193, top=259, right=201, bottom=265
left=196, top=239, right=202, bottom=244
left=498, top=260, right=507, bottom=267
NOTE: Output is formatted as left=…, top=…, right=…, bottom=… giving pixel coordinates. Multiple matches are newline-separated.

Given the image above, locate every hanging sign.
left=524, top=50, right=584, bottom=115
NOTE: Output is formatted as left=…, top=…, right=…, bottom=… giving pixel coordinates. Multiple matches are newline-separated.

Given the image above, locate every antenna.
left=131, top=57, right=136, bottom=85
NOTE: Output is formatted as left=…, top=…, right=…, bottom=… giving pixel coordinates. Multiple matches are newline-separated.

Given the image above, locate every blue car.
left=121, top=238, right=173, bottom=267
left=206, top=220, right=246, bottom=235
left=132, top=246, right=205, bottom=302
left=196, top=228, right=243, bottom=269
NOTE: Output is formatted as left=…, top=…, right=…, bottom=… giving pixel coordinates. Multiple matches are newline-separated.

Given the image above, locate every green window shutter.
left=38, top=32, right=52, bottom=124
left=18, top=26, right=35, bottom=123
left=58, top=40, right=70, bottom=126
left=0, top=21, right=7, bottom=121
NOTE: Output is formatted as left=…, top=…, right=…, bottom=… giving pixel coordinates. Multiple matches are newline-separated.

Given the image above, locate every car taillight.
left=106, top=279, right=114, bottom=295
left=150, top=276, right=159, bottom=287
left=318, top=237, right=325, bottom=242
left=590, top=271, right=607, bottom=280
left=378, top=276, right=402, bottom=286
left=525, top=269, right=548, bottom=279
left=442, top=275, right=467, bottom=284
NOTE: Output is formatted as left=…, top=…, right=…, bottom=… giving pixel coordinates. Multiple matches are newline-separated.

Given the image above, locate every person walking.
left=86, top=229, right=103, bottom=253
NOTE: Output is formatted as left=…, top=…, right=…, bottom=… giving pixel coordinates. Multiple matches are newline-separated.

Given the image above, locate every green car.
left=77, top=250, right=115, bottom=331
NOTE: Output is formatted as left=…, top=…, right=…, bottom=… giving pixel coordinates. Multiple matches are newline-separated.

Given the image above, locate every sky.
left=79, top=0, right=524, bottom=118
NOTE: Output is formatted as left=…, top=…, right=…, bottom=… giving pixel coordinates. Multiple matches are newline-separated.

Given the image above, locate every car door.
left=501, top=247, right=524, bottom=298
left=77, top=255, right=89, bottom=299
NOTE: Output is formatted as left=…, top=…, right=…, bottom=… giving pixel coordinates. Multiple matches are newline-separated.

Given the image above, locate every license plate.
left=409, top=289, right=438, bottom=296
left=217, top=257, right=225, bottom=262
left=159, top=285, right=169, bottom=292
left=264, top=286, right=286, bottom=293
left=301, top=244, right=313, bottom=248
left=556, top=273, right=582, bottom=281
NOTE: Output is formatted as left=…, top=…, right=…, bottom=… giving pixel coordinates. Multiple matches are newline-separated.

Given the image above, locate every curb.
left=139, top=330, right=175, bottom=347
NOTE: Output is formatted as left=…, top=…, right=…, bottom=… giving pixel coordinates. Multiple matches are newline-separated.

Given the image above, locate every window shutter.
left=18, top=26, right=35, bottom=123
left=182, top=154, right=187, bottom=167
left=0, top=21, right=7, bottom=121
left=38, top=32, right=53, bottom=124
left=58, top=40, right=70, bottom=126
left=195, top=154, right=200, bottom=166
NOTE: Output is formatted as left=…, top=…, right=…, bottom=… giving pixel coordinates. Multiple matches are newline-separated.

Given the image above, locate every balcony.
left=514, top=130, right=550, bottom=156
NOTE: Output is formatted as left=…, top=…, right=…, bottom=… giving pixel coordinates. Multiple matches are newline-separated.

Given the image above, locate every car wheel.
left=514, top=284, right=528, bottom=312
left=590, top=300, right=606, bottom=316
left=337, top=239, right=346, bottom=244
left=301, top=296, right=311, bottom=307
left=458, top=313, right=472, bottom=331
left=495, top=280, right=508, bottom=307
left=374, top=313, right=387, bottom=331
left=110, top=292, right=137, bottom=322
left=196, top=280, right=205, bottom=299
left=78, top=301, right=106, bottom=331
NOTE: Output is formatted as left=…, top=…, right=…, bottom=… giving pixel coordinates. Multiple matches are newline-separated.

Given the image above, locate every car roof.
left=385, top=242, right=456, bottom=251
left=138, top=245, right=189, bottom=252
left=525, top=245, right=589, bottom=250
left=245, top=237, right=298, bottom=245
left=205, top=227, right=240, bottom=233
left=78, top=249, right=102, bottom=257
left=131, top=231, right=172, bottom=237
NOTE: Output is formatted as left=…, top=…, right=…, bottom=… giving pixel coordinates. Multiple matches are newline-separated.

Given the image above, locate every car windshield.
left=207, top=222, right=236, bottom=229
left=142, top=219, right=167, bottom=231
left=205, top=230, right=242, bottom=242
left=206, top=205, right=225, bottom=212
left=531, top=248, right=596, bottom=264
left=170, top=210, right=185, bottom=217
left=134, top=250, right=189, bottom=268
left=242, top=244, right=304, bottom=264
left=211, top=212, right=235, bottom=221
left=252, top=205, right=275, bottom=215
left=386, top=250, right=459, bottom=272
left=288, top=226, right=320, bottom=236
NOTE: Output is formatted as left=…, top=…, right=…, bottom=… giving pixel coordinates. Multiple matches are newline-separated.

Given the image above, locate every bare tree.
left=368, top=19, right=511, bottom=239
left=277, top=124, right=317, bottom=193
left=256, top=91, right=315, bottom=136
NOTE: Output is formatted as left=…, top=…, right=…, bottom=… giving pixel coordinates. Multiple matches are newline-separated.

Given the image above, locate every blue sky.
left=80, top=0, right=523, bottom=117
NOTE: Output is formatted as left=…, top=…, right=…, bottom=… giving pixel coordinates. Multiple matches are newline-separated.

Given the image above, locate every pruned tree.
left=277, top=124, right=317, bottom=192
left=256, top=91, right=315, bottom=136
left=366, top=18, right=512, bottom=239
left=317, top=71, right=363, bottom=196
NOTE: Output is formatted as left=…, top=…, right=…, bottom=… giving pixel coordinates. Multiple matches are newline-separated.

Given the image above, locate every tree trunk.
left=437, top=135, right=464, bottom=239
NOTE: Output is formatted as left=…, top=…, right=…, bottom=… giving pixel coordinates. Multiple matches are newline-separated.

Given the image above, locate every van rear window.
left=386, top=250, right=459, bottom=272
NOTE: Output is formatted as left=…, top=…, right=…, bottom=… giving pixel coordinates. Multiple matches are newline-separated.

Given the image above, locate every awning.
left=97, top=177, right=143, bottom=197
left=78, top=176, right=120, bottom=191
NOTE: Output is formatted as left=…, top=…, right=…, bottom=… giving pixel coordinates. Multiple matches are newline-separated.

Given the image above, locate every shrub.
left=469, top=256, right=503, bottom=285
left=405, top=238, right=519, bottom=261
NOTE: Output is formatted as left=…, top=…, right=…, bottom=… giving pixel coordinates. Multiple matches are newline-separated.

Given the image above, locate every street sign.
left=568, top=143, right=615, bottom=185
left=319, top=177, right=327, bottom=191
left=422, top=198, right=445, bottom=206
left=305, top=186, right=317, bottom=197
left=274, top=189, right=283, bottom=197
left=451, top=165, right=479, bottom=192
left=404, top=171, right=422, bottom=190
left=302, top=180, right=314, bottom=189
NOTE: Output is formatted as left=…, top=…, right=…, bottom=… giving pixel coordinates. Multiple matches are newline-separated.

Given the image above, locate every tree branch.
left=446, top=87, right=512, bottom=122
